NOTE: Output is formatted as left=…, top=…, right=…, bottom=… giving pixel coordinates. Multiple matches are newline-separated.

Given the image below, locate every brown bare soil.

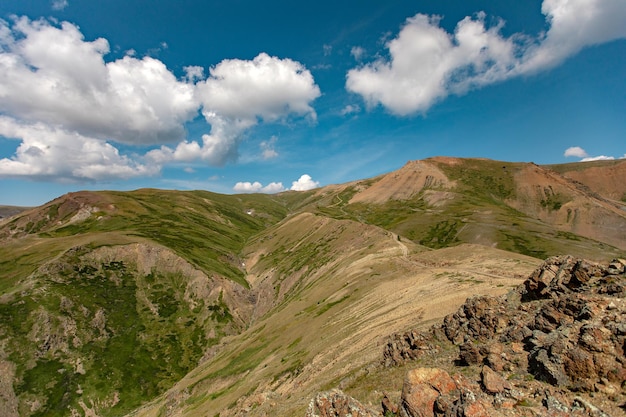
left=349, top=160, right=455, bottom=204
left=509, top=164, right=626, bottom=250
left=548, top=159, right=626, bottom=201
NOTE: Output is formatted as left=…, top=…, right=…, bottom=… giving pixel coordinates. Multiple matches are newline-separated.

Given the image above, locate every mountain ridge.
left=0, top=156, right=625, bottom=416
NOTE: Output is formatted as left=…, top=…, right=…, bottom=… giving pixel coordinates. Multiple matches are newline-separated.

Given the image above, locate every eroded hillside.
left=128, top=220, right=539, bottom=417
left=315, top=157, right=626, bottom=259
left=0, top=157, right=624, bottom=417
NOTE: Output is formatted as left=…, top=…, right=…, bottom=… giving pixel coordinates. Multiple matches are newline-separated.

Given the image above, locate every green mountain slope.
left=0, top=189, right=300, bottom=416
left=0, top=157, right=624, bottom=417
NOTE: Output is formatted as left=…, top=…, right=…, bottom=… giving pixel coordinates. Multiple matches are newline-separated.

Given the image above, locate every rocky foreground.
left=306, top=256, right=626, bottom=417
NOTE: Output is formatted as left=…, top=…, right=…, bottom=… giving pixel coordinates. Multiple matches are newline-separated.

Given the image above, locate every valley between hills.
left=0, top=157, right=625, bottom=417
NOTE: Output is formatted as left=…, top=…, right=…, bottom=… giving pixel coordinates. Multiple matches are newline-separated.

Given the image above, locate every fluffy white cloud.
left=233, top=181, right=263, bottom=193
left=233, top=181, right=285, bottom=194
left=150, top=53, right=320, bottom=167
left=196, top=53, right=320, bottom=123
left=0, top=17, right=321, bottom=181
left=233, top=174, right=320, bottom=194
left=521, top=0, right=626, bottom=73
left=290, top=174, right=319, bottom=191
left=0, top=116, right=156, bottom=181
left=564, top=146, right=589, bottom=158
left=347, top=0, right=626, bottom=114
left=347, top=13, right=517, bottom=114
left=564, top=146, right=626, bottom=162
left=0, top=17, right=198, bottom=145
left=263, top=182, right=286, bottom=193
left=145, top=116, right=246, bottom=166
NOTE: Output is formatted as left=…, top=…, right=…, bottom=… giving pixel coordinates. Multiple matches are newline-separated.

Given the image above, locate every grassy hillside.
left=0, top=190, right=298, bottom=416
left=1, top=157, right=625, bottom=417
left=128, top=217, right=540, bottom=417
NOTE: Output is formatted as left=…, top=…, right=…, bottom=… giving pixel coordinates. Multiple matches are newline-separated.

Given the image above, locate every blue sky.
left=0, top=0, right=625, bottom=206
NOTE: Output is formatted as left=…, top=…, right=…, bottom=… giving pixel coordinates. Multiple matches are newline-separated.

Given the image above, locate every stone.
left=459, top=342, right=482, bottom=366
left=338, top=255, right=626, bottom=417
left=481, top=365, right=511, bottom=394
left=399, top=368, right=457, bottom=417
left=305, top=389, right=377, bottom=417
left=381, top=392, right=397, bottom=415
left=529, top=348, right=570, bottom=387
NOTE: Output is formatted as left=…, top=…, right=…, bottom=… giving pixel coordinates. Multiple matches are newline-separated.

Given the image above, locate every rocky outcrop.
left=305, top=389, right=377, bottom=417
left=383, top=330, right=439, bottom=367
left=395, top=364, right=619, bottom=417
left=343, top=256, right=626, bottom=417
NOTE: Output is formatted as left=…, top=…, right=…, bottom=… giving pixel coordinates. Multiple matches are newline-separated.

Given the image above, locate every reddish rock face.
left=480, top=365, right=511, bottom=394
left=399, top=368, right=459, bottom=417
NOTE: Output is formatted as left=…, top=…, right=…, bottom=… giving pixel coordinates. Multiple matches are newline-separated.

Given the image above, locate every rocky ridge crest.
left=309, top=256, right=626, bottom=417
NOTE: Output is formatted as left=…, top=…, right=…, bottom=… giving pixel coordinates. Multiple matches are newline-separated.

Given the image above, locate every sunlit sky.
left=1, top=0, right=625, bottom=206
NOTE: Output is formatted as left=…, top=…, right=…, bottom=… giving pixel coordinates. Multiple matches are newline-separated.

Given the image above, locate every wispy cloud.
left=260, top=136, right=279, bottom=160
left=347, top=0, right=626, bottom=115
left=350, top=46, right=365, bottom=61
left=51, top=0, right=68, bottom=11
left=340, top=104, right=361, bottom=116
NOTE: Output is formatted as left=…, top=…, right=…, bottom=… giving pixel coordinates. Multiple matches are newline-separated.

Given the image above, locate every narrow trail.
left=392, top=233, right=409, bottom=257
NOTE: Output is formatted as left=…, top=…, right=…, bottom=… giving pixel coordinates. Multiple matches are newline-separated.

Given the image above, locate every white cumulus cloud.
left=564, top=146, right=626, bottom=162
left=233, top=181, right=285, bottom=194
left=0, top=116, right=156, bottom=181
left=233, top=174, right=320, bottom=194
left=564, top=146, right=589, bottom=158
left=347, top=0, right=626, bottom=115
left=0, top=17, right=321, bottom=182
left=290, top=174, right=319, bottom=191
left=0, top=17, right=198, bottom=145
left=520, top=0, right=626, bottom=73
left=151, top=53, right=321, bottom=167
left=196, top=53, right=320, bottom=123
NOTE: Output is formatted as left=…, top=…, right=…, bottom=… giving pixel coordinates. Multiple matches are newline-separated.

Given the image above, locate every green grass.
left=34, top=189, right=292, bottom=287
left=204, top=343, right=269, bottom=380
left=419, top=220, right=461, bottom=248
left=433, top=158, right=521, bottom=202
left=315, top=294, right=350, bottom=316
left=0, top=248, right=241, bottom=416
left=539, top=192, right=569, bottom=211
